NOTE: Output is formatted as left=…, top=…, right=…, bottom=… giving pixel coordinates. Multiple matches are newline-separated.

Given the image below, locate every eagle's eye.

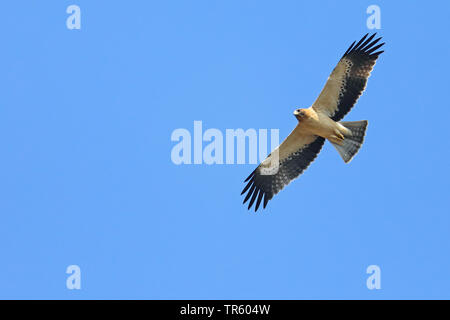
left=294, top=109, right=305, bottom=118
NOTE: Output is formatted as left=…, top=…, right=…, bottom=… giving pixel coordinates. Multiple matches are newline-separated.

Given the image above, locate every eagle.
left=242, top=33, right=384, bottom=211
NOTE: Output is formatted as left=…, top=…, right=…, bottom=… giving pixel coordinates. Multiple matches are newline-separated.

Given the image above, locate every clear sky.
left=1, top=1, right=449, bottom=299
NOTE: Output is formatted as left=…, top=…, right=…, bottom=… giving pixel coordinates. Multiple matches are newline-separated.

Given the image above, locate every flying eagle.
left=242, top=33, right=384, bottom=211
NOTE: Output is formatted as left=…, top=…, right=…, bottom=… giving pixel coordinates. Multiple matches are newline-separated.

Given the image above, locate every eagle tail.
left=331, top=120, right=368, bottom=163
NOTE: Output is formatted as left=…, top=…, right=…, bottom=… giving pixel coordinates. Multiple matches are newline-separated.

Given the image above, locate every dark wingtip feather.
left=361, top=37, right=382, bottom=53
left=241, top=180, right=253, bottom=195
left=371, top=50, right=384, bottom=57
left=344, top=33, right=385, bottom=57
left=244, top=169, right=256, bottom=182
left=263, top=193, right=269, bottom=209
left=359, top=33, right=376, bottom=51
left=353, top=33, right=369, bottom=51
left=247, top=188, right=259, bottom=210
left=366, top=42, right=385, bottom=55
left=254, top=191, right=264, bottom=212
left=343, top=40, right=356, bottom=56
left=243, top=184, right=256, bottom=204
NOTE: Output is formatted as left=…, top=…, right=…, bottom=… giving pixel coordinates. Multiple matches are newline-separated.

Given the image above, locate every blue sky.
left=1, top=1, right=449, bottom=299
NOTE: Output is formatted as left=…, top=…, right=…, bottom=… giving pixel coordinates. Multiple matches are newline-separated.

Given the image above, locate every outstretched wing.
left=312, top=33, right=385, bottom=121
left=241, top=125, right=325, bottom=212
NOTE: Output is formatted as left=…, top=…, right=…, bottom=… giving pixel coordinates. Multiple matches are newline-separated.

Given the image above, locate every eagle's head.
left=293, top=108, right=306, bottom=121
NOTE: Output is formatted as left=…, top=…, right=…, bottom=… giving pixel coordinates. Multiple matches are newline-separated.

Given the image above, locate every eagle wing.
left=241, top=125, right=325, bottom=211
left=312, top=33, right=384, bottom=121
